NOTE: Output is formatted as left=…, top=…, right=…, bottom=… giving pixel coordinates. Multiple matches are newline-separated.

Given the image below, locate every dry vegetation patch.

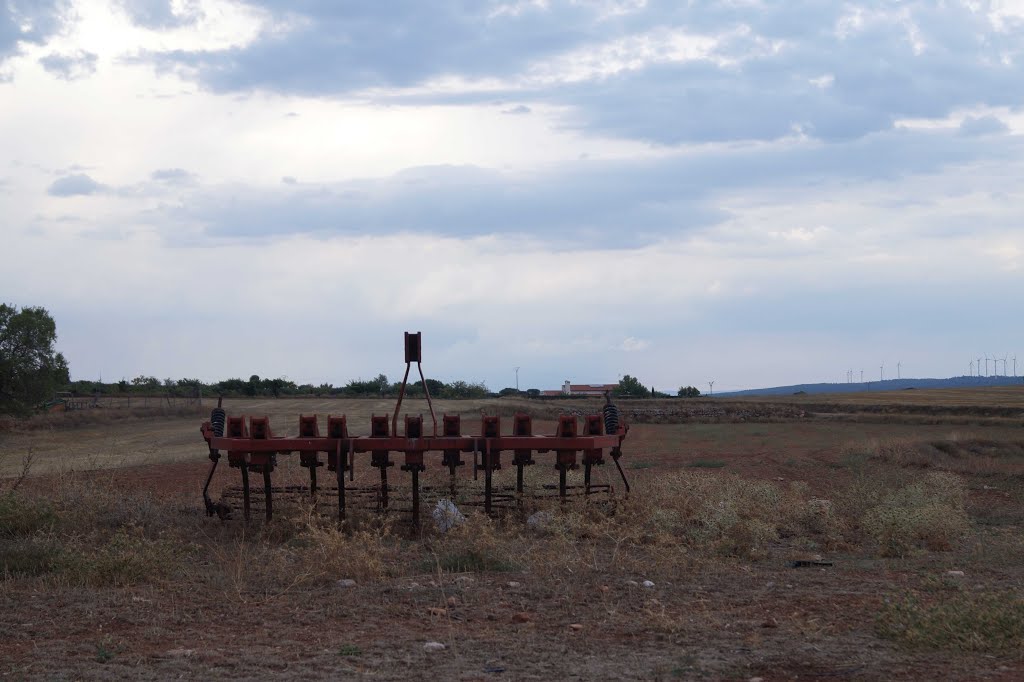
left=2, top=417, right=1023, bottom=679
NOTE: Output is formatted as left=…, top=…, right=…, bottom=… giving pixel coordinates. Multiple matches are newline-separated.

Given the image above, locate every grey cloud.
left=501, top=104, right=531, bottom=115
left=148, top=1, right=598, bottom=93
left=1, top=0, right=67, bottom=63
left=39, top=51, right=98, bottom=80
left=155, top=127, right=1020, bottom=243
left=959, top=115, right=1009, bottom=137
left=117, top=0, right=202, bottom=29
left=48, top=173, right=106, bottom=197
left=138, top=2, right=1024, bottom=145
left=151, top=167, right=196, bottom=184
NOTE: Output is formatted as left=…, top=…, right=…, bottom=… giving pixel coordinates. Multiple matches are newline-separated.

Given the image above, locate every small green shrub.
left=1, top=538, right=62, bottom=577
left=877, top=592, right=1024, bottom=652
left=0, top=493, right=56, bottom=537
left=57, top=527, right=182, bottom=587
left=432, top=549, right=517, bottom=573
left=687, top=459, right=726, bottom=468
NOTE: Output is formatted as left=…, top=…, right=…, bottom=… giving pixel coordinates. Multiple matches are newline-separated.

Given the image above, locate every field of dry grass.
left=2, top=390, right=1023, bottom=679
left=739, top=385, right=1024, bottom=409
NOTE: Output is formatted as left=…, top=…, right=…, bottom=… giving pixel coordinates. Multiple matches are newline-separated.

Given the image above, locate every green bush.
left=878, top=592, right=1024, bottom=652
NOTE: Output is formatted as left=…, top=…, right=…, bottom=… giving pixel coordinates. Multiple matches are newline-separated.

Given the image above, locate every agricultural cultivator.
left=199, top=332, right=630, bottom=524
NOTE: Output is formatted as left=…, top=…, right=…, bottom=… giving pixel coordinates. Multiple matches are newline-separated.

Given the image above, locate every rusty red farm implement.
left=199, top=332, right=629, bottom=524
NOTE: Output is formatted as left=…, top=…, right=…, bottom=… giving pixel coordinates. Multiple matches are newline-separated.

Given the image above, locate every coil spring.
left=210, top=407, right=226, bottom=438
left=602, top=403, right=620, bottom=435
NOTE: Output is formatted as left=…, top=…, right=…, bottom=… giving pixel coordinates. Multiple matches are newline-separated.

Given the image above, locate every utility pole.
left=513, top=367, right=520, bottom=391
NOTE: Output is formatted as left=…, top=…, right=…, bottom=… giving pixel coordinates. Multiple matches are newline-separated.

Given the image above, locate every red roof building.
left=544, top=381, right=617, bottom=396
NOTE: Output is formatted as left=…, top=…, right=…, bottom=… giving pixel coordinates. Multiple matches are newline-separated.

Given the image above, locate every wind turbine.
left=513, top=366, right=521, bottom=391
left=985, top=355, right=990, bottom=376
left=708, top=380, right=714, bottom=396
left=897, top=361, right=901, bottom=380
left=1002, top=355, right=1009, bottom=377
left=880, top=363, right=884, bottom=382
left=970, top=360, right=975, bottom=377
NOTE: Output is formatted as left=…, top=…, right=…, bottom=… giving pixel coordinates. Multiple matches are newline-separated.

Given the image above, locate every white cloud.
left=618, top=337, right=650, bottom=352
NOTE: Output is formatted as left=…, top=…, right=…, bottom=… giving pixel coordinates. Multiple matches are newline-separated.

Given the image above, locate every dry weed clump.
left=861, top=472, right=969, bottom=557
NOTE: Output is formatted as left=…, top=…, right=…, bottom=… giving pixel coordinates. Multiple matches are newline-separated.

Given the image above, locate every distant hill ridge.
left=717, top=376, right=1024, bottom=397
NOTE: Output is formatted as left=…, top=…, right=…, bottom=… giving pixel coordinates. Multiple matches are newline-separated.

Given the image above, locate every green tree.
left=613, top=374, right=648, bottom=398
left=0, top=304, right=70, bottom=414
left=677, top=385, right=701, bottom=398
left=441, top=380, right=489, bottom=399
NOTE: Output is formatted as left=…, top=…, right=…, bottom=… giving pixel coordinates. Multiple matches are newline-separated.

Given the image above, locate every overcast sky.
left=2, top=0, right=1022, bottom=393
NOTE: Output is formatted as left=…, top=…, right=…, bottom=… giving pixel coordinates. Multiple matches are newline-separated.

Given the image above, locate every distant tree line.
left=5, top=303, right=711, bottom=416
left=59, top=374, right=704, bottom=401
left=62, top=374, right=492, bottom=400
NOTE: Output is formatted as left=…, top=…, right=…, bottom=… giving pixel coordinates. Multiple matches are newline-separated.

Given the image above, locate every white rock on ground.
left=432, top=499, right=466, bottom=532
left=642, top=580, right=655, bottom=588
left=527, top=511, right=554, bottom=528
left=423, top=642, right=447, bottom=652
left=336, top=579, right=357, bottom=589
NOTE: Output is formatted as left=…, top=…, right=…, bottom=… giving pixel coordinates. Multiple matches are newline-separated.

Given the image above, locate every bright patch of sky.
left=1, top=0, right=1022, bottom=392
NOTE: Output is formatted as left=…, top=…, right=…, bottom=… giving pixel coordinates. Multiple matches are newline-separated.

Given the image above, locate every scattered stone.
left=749, top=677, right=765, bottom=682
left=568, top=623, right=583, bottom=631
left=626, top=580, right=639, bottom=587
left=761, top=617, right=779, bottom=628
left=512, top=612, right=531, bottom=623
left=527, top=511, right=554, bottom=528
left=423, top=642, right=446, bottom=652
left=336, top=579, right=357, bottom=589
left=164, top=648, right=195, bottom=658
left=447, top=596, right=459, bottom=607
left=642, top=580, right=655, bottom=588
left=455, top=575, right=475, bottom=584
left=507, top=581, right=521, bottom=588
left=433, top=499, right=466, bottom=532
left=946, top=570, right=965, bottom=577
left=600, top=585, right=610, bottom=593
left=428, top=607, right=448, bottom=617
